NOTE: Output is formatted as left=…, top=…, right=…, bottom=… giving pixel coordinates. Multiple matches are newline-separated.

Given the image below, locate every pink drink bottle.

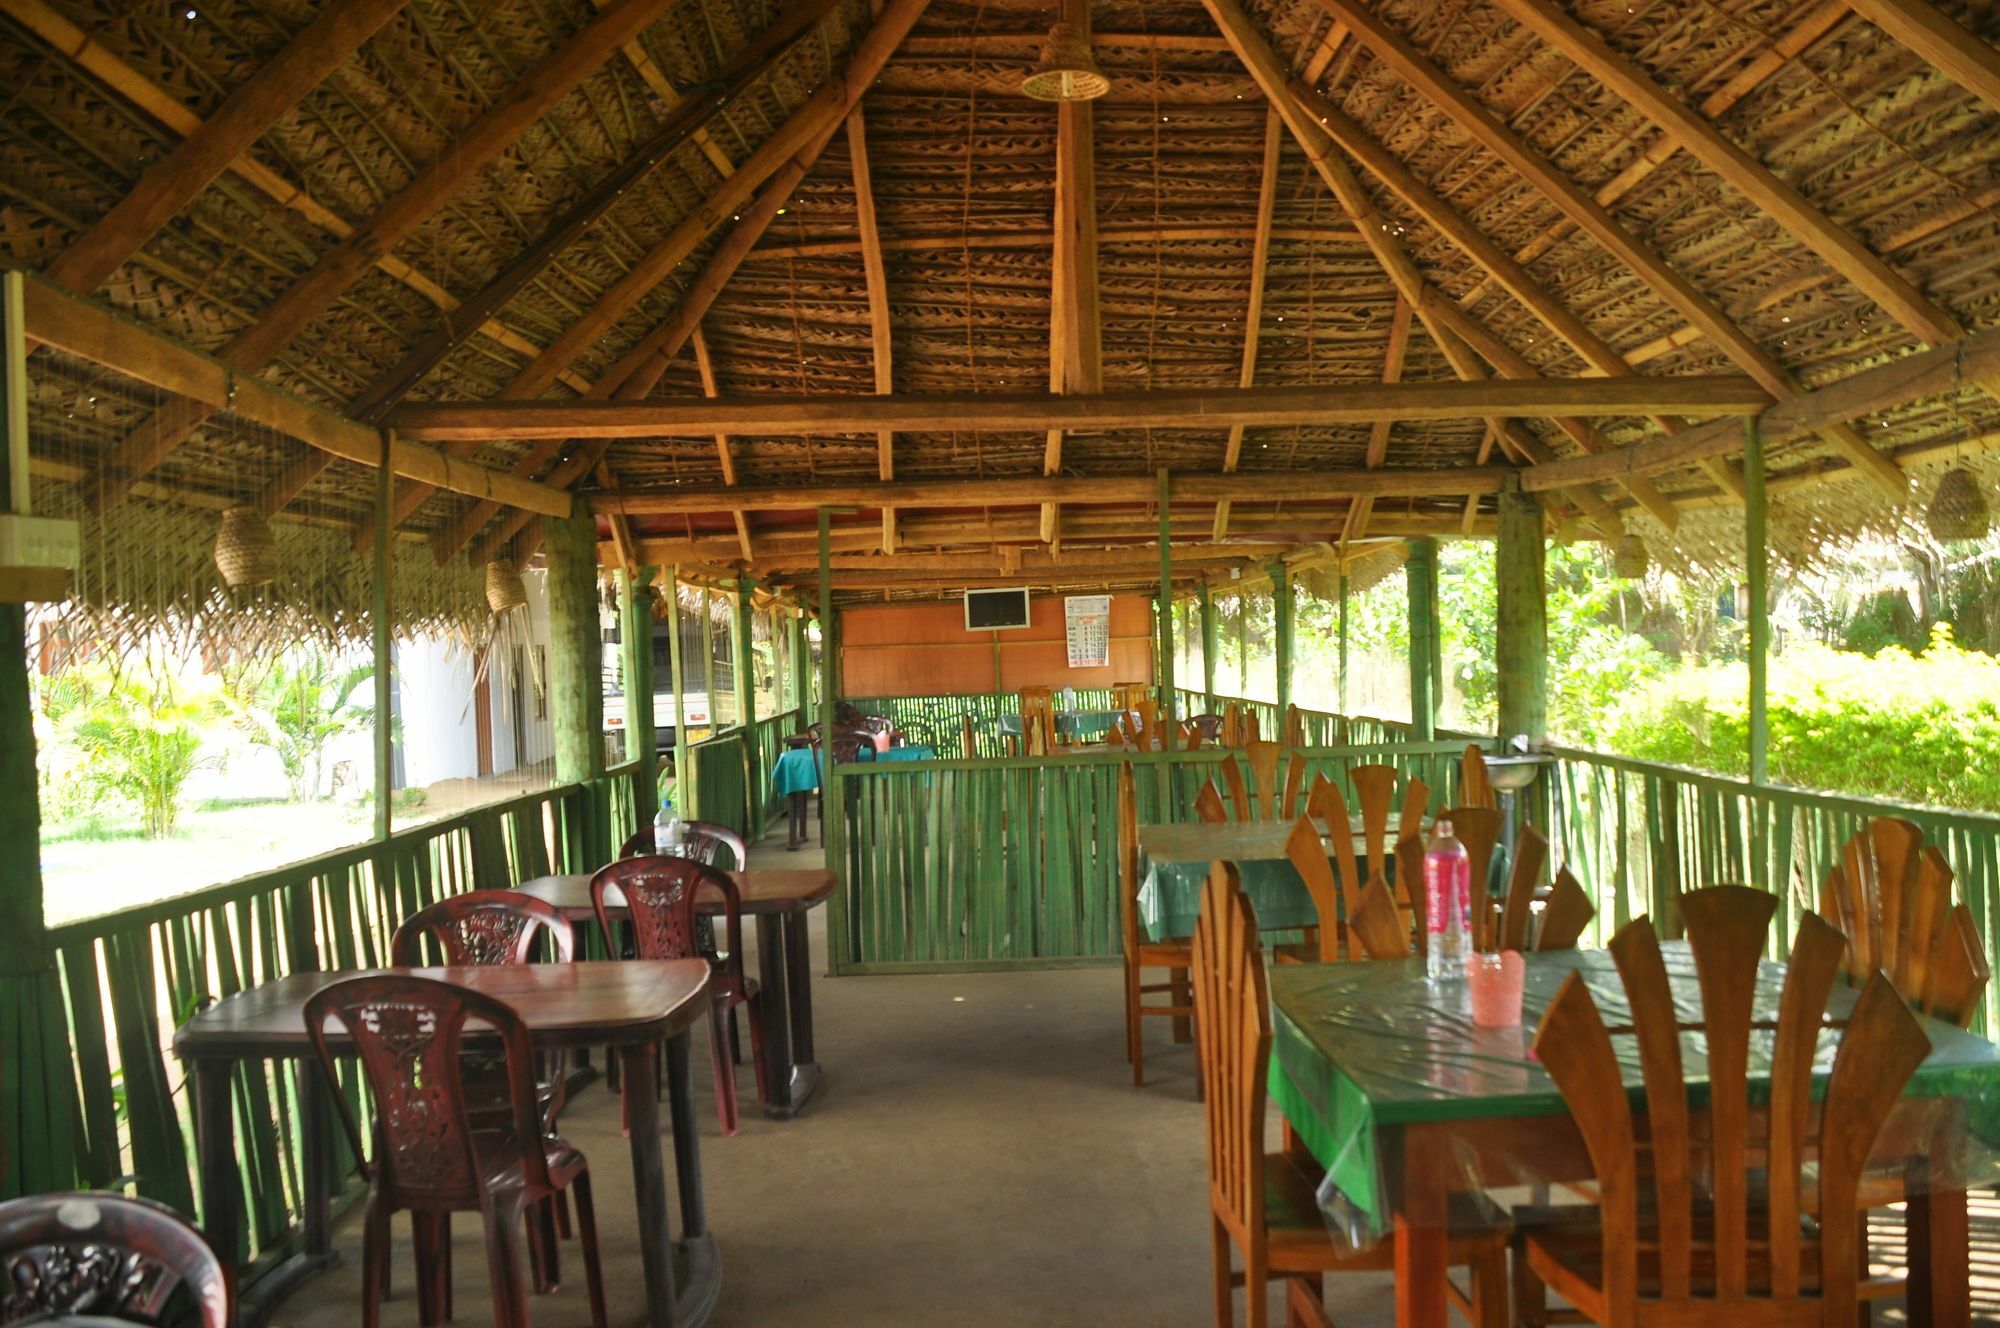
left=1424, top=817, right=1471, bottom=981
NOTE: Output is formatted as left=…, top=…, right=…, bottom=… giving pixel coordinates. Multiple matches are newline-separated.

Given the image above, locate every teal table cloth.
left=996, top=709, right=1128, bottom=740
left=1268, top=946, right=2000, bottom=1246
left=1135, top=821, right=1320, bottom=942
left=874, top=745, right=937, bottom=764
left=769, top=743, right=876, bottom=797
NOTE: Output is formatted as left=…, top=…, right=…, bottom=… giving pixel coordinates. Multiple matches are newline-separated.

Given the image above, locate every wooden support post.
left=1406, top=538, right=1439, bottom=741
left=734, top=574, right=759, bottom=836
left=372, top=430, right=394, bottom=842
left=790, top=607, right=808, bottom=714
left=1745, top=419, right=1769, bottom=788
left=1495, top=490, right=1550, bottom=746
left=546, top=510, right=605, bottom=787
left=667, top=567, right=689, bottom=819
left=1200, top=587, right=1218, bottom=714
left=1338, top=569, right=1351, bottom=723
left=817, top=509, right=847, bottom=968
left=1272, top=558, right=1295, bottom=725
left=621, top=565, right=659, bottom=823
left=1156, top=469, right=1175, bottom=713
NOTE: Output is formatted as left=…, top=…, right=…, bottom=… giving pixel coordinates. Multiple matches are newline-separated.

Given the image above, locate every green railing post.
left=668, top=565, right=689, bottom=821
left=700, top=584, right=718, bottom=737
left=621, top=565, right=659, bottom=825
left=1271, top=557, right=1294, bottom=728
left=1199, top=586, right=1217, bottom=714
left=1406, top=536, right=1439, bottom=741
left=734, top=574, right=760, bottom=837
left=790, top=605, right=808, bottom=713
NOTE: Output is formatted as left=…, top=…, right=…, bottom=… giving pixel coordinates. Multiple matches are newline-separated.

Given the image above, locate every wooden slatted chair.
left=1461, top=744, right=1497, bottom=811
left=1820, top=816, right=1991, bottom=1027
left=1518, top=887, right=1927, bottom=1327
left=961, top=714, right=978, bottom=759
left=1243, top=740, right=1283, bottom=819
left=1193, top=863, right=1507, bottom=1328
left=1487, top=830, right=1596, bottom=953
left=1120, top=761, right=1195, bottom=1086
left=1276, top=814, right=1407, bottom=965
left=1282, top=703, right=1306, bottom=748
left=1019, top=686, right=1057, bottom=756
left=1534, top=869, right=1597, bottom=951
left=1220, top=752, right=1252, bottom=821
left=1113, top=680, right=1151, bottom=711
left=1195, top=780, right=1228, bottom=824
left=1442, top=807, right=1503, bottom=949
left=1349, top=765, right=1429, bottom=912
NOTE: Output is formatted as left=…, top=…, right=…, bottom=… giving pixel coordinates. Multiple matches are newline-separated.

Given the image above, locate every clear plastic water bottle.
left=654, top=796, right=684, bottom=856
left=1425, top=817, right=1472, bottom=982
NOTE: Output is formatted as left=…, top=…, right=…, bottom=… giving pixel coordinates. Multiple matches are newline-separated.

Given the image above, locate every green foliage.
left=222, top=649, right=375, bottom=802
left=1603, top=626, right=2000, bottom=811
left=40, top=667, right=222, bottom=838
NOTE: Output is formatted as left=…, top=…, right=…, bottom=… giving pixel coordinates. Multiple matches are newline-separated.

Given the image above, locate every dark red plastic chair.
left=617, top=819, right=747, bottom=870
left=0, top=1191, right=232, bottom=1326
left=391, top=890, right=575, bottom=967
left=589, top=855, right=769, bottom=1136
left=306, top=975, right=607, bottom=1328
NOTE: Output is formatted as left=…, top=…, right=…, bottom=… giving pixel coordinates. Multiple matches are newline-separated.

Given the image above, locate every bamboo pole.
left=734, top=574, right=759, bottom=837
left=1746, top=420, right=1769, bottom=788
left=622, top=566, right=660, bottom=824
left=818, top=508, right=846, bottom=968
left=372, top=430, right=393, bottom=842
left=1406, top=537, right=1439, bottom=741
left=1496, top=492, right=1549, bottom=745
left=1156, top=469, right=1175, bottom=716
left=1200, top=587, right=1218, bottom=714
left=667, top=566, right=689, bottom=821
left=546, top=511, right=605, bottom=787
left=1338, top=570, right=1350, bottom=726
left=1272, top=558, right=1295, bottom=724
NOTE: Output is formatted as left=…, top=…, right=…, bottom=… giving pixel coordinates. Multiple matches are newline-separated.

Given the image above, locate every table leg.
left=1905, top=1167, right=1970, bottom=1325
left=754, top=914, right=820, bottom=1119
left=664, top=1029, right=722, bottom=1323
left=193, top=1060, right=240, bottom=1265
left=1393, top=1138, right=1450, bottom=1328
left=784, top=910, right=817, bottom=1068
left=787, top=792, right=806, bottom=850
left=620, top=1041, right=680, bottom=1328
left=301, top=1070, right=332, bottom=1261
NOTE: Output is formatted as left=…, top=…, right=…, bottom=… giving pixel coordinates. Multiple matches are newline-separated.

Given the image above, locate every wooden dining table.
left=175, top=959, right=717, bottom=1328
left=1268, top=947, right=2000, bottom=1326
left=516, top=867, right=834, bottom=1119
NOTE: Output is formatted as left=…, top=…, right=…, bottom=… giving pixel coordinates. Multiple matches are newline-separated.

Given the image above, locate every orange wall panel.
left=841, top=593, right=1156, bottom=697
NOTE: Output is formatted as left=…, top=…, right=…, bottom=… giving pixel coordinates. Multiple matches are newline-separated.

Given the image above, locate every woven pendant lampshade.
left=1612, top=534, right=1649, bottom=580
left=213, top=505, right=277, bottom=588
left=485, top=558, right=528, bottom=614
left=1021, top=22, right=1109, bottom=101
left=1925, top=467, right=1989, bottom=541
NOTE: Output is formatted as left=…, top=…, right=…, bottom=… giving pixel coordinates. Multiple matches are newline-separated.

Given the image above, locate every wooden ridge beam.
left=1489, top=0, right=1960, bottom=348
left=391, top=376, right=1768, bottom=440
left=592, top=468, right=1512, bottom=516
left=1843, top=0, right=2000, bottom=120
left=745, top=222, right=1364, bottom=261
left=1213, top=107, right=1284, bottom=542
left=18, top=270, right=571, bottom=516
left=81, top=0, right=680, bottom=514
left=848, top=107, right=897, bottom=553
left=758, top=543, right=1287, bottom=574
left=1524, top=328, right=2000, bottom=491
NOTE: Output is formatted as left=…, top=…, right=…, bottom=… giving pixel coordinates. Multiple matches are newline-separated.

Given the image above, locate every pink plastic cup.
left=1466, top=950, right=1527, bottom=1028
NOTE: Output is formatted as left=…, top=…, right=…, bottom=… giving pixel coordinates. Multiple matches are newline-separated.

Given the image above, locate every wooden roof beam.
left=691, top=329, right=754, bottom=561
left=746, top=222, right=1365, bottom=261
left=392, top=377, right=1767, bottom=441
left=1843, top=0, right=2000, bottom=120
left=79, top=0, right=679, bottom=515
left=1489, top=0, right=1959, bottom=348
left=847, top=107, right=898, bottom=554
left=1343, top=294, right=1412, bottom=542
left=1212, top=107, right=1284, bottom=542
left=1043, top=0, right=1105, bottom=544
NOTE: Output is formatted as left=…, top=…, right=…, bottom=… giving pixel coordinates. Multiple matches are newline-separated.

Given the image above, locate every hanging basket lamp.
left=1612, top=534, right=1649, bottom=580
left=1021, top=21, right=1109, bottom=102
left=1925, top=467, right=1990, bottom=542
left=213, top=505, right=277, bottom=588
left=485, top=558, right=529, bottom=614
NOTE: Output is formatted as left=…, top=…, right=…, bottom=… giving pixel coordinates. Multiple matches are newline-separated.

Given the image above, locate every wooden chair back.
left=1133, top=698, right=1163, bottom=749
left=0, top=1191, right=233, bottom=1326
left=391, top=889, right=575, bottom=967
left=1307, top=774, right=1365, bottom=924
left=1178, top=720, right=1202, bottom=750
left=1534, top=888, right=1928, bottom=1322
left=1445, top=806, right=1503, bottom=949
left=1284, top=816, right=1343, bottom=963
left=1821, top=817, right=1991, bottom=1027
left=1350, top=878, right=1412, bottom=959
left=1243, top=740, right=1283, bottom=819
left=620, top=818, right=746, bottom=869
left=1535, top=867, right=1596, bottom=951
left=1460, top=744, right=1497, bottom=811
left=1194, top=779, right=1227, bottom=824
left=1220, top=751, right=1252, bottom=822
left=1349, top=763, right=1398, bottom=868
left=1118, top=762, right=1143, bottom=952
left=1191, top=863, right=1268, bottom=1249
left=1495, top=827, right=1550, bottom=953
left=1113, top=681, right=1150, bottom=711
left=1282, top=703, right=1306, bottom=748
left=1396, top=834, right=1428, bottom=956
left=961, top=714, right=978, bottom=759
left=1019, top=686, right=1056, bottom=755
left=308, top=974, right=554, bottom=1209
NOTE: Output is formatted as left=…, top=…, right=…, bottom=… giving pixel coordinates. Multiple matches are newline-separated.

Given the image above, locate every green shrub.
left=1603, top=626, right=2000, bottom=811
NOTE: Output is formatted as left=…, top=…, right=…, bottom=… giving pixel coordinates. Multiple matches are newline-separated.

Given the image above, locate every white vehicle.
left=603, top=686, right=712, bottom=753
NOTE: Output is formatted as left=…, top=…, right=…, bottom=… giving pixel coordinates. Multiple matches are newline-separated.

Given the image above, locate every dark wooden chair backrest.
left=1821, top=816, right=1991, bottom=1027
left=0, top=1191, right=233, bottom=1326
left=1534, top=888, right=1928, bottom=1322
left=1190, top=863, right=1267, bottom=1248
left=391, top=889, right=575, bottom=967
left=307, top=974, right=552, bottom=1209
left=1395, top=834, right=1428, bottom=957
left=1309, top=775, right=1365, bottom=923
left=1282, top=704, right=1306, bottom=748
left=1189, top=713, right=1224, bottom=742
left=1118, top=762, right=1143, bottom=950
left=1112, top=681, right=1151, bottom=712
left=1194, top=779, right=1227, bottom=824
left=1019, top=686, right=1056, bottom=755
left=1220, top=751, right=1251, bottom=821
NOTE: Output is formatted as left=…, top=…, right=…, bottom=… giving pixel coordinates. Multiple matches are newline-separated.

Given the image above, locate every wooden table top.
left=517, top=867, right=836, bottom=918
left=174, top=959, right=712, bottom=1060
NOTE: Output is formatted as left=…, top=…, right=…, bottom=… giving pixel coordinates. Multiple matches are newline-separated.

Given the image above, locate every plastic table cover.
left=768, top=743, right=876, bottom=797
left=1268, top=946, right=2000, bottom=1246
left=995, top=709, right=1128, bottom=739
left=1136, top=822, right=1319, bottom=942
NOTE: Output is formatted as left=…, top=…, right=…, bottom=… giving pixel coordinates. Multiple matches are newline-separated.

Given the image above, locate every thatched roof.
left=6, top=0, right=2000, bottom=627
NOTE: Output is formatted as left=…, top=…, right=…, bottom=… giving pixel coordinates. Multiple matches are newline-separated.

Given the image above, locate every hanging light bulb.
left=213, top=505, right=277, bottom=588
left=1021, top=21, right=1109, bottom=101
left=1925, top=467, right=1989, bottom=542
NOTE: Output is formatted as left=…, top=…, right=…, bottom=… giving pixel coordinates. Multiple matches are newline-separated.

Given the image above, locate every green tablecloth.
left=996, top=709, right=1127, bottom=739
left=769, top=743, right=875, bottom=797
left=1268, top=946, right=2000, bottom=1246
left=1135, top=821, right=1318, bottom=941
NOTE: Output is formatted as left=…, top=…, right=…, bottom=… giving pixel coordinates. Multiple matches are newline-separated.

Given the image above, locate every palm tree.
left=224, top=650, right=375, bottom=802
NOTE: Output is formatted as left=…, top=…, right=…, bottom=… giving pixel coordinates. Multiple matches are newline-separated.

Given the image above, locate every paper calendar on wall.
left=1064, top=595, right=1112, bottom=668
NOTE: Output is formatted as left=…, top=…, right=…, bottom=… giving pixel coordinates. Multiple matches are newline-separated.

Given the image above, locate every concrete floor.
left=269, top=833, right=1989, bottom=1327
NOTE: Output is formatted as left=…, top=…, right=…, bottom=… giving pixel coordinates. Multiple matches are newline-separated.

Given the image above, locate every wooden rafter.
left=1343, top=294, right=1411, bottom=542
left=692, top=328, right=754, bottom=562
left=39, top=0, right=409, bottom=300
left=1490, top=0, right=1960, bottom=348
left=847, top=107, right=898, bottom=554
left=1845, top=0, right=2000, bottom=120
left=79, top=0, right=679, bottom=515
left=1212, top=106, right=1283, bottom=542
left=390, top=376, right=1768, bottom=440
left=1042, top=0, right=1104, bottom=545
left=1298, top=1, right=1904, bottom=498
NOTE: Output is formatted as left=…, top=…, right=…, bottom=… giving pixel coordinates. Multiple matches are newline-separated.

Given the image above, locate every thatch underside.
left=4, top=0, right=2000, bottom=633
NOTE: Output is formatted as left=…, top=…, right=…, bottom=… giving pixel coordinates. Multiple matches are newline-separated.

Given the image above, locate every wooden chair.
left=1282, top=703, right=1307, bottom=748
left=393, top=890, right=575, bottom=968
left=1275, top=814, right=1405, bottom=964
left=1190, top=712, right=1225, bottom=743
left=1349, top=764, right=1429, bottom=906
left=308, top=975, right=609, bottom=1328
left=1821, top=816, right=1991, bottom=1027
left=590, top=855, right=769, bottom=1136
left=0, top=1191, right=233, bottom=1326
left=1221, top=704, right=1247, bottom=749
left=1519, top=887, right=1929, bottom=1326
left=1460, top=744, right=1497, bottom=811
left=1019, top=686, right=1057, bottom=755
left=1134, top=698, right=1164, bottom=749
left=1113, top=680, right=1151, bottom=712
left=1195, top=780, right=1228, bottom=824
left=1441, top=807, right=1502, bottom=949
left=1120, top=761, right=1195, bottom=1086
left=619, top=819, right=747, bottom=869
left=1489, top=827, right=1597, bottom=953
left=961, top=713, right=978, bottom=758
left=1192, top=863, right=1507, bottom=1328
left=1534, top=869, right=1596, bottom=951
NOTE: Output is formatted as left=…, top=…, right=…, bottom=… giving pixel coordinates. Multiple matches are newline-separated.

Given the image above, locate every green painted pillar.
left=734, top=574, right=759, bottom=836
left=790, top=606, right=808, bottom=716
left=1745, top=419, right=1770, bottom=788
left=620, top=566, right=659, bottom=824
left=372, top=431, right=394, bottom=841
left=1495, top=491, right=1549, bottom=745
left=818, top=510, right=849, bottom=966
left=1199, top=586, right=1218, bottom=714
left=1271, top=559, right=1295, bottom=725
left=545, top=508, right=604, bottom=787
left=1338, top=569, right=1351, bottom=723
left=667, top=567, right=688, bottom=820
left=700, top=585, right=718, bottom=733
left=1406, top=537, right=1439, bottom=741
left=1156, top=469, right=1174, bottom=712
